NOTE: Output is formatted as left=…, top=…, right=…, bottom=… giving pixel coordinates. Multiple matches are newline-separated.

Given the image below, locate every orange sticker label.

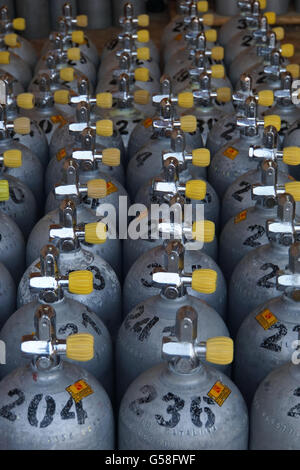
left=256, top=309, right=278, bottom=330
left=208, top=381, right=231, bottom=407
left=234, top=210, right=247, bottom=224
left=143, top=117, right=153, bottom=128
left=106, top=181, right=118, bottom=195
left=51, top=115, right=68, bottom=128
left=223, top=147, right=239, bottom=160
left=288, top=175, right=296, bottom=181
left=56, top=148, right=67, bottom=161
left=174, top=33, right=183, bottom=41
left=66, top=379, right=94, bottom=403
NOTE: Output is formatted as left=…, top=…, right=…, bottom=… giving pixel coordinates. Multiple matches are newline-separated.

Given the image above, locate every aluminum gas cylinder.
left=117, top=266, right=230, bottom=401
left=219, top=162, right=300, bottom=281
left=0, top=305, right=114, bottom=450
left=0, top=259, right=113, bottom=395
left=216, top=0, right=239, bottom=16
left=228, top=193, right=300, bottom=337
left=20, top=210, right=122, bottom=337
left=208, top=97, right=283, bottom=198
left=15, top=0, right=50, bottom=39
left=78, top=0, right=111, bottom=29
left=221, top=126, right=296, bottom=226
left=266, top=0, right=290, bottom=14
left=0, top=260, right=15, bottom=326
left=123, top=238, right=227, bottom=318
left=0, top=210, right=25, bottom=283
left=0, top=50, right=32, bottom=88
left=119, top=307, right=248, bottom=450
left=235, top=242, right=300, bottom=407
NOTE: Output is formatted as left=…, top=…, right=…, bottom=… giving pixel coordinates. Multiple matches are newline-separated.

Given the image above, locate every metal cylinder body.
left=15, top=0, right=51, bottom=39
left=78, top=0, right=112, bottom=29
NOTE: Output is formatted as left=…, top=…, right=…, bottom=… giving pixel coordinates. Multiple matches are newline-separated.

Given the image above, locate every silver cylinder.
left=265, top=0, right=290, bottom=15
left=215, top=0, right=239, bottom=16
left=77, top=0, right=112, bottom=29
left=15, top=0, right=51, bottom=39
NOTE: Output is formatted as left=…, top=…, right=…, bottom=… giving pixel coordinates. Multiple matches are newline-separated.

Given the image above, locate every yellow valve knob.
left=185, top=180, right=206, bottom=200
left=281, top=44, right=294, bottom=58
left=17, top=93, right=35, bottom=110
left=197, top=1, right=208, bottom=12
left=180, top=115, right=197, bottom=133
left=258, top=90, right=274, bottom=107
left=264, top=115, right=281, bottom=131
left=96, top=92, right=112, bottom=109
left=137, top=47, right=150, bottom=61
left=286, top=64, right=300, bottom=79
left=137, top=14, right=149, bottom=27
left=202, top=13, right=214, bottom=26
left=67, top=47, right=81, bottom=61
left=211, top=46, right=224, bottom=61
left=60, top=67, right=75, bottom=82
left=134, top=67, right=149, bottom=82
left=211, top=64, right=225, bottom=79
left=71, top=30, right=85, bottom=45
left=102, top=148, right=120, bottom=167
left=134, top=89, right=150, bottom=105
left=14, top=117, right=30, bottom=135
left=87, top=179, right=107, bottom=198
left=216, top=87, right=231, bottom=103
left=192, top=148, right=210, bottom=167
left=54, top=89, right=70, bottom=105
left=204, top=29, right=217, bottom=43
left=12, top=18, right=25, bottom=31
left=4, top=33, right=18, bottom=47
left=178, top=92, right=194, bottom=109
left=285, top=182, right=300, bottom=201
left=206, top=337, right=234, bottom=365
left=283, top=147, right=300, bottom=166
left=96, top=119, right=113, bottom=137
left=192, top=220, right=215, bottom=243
left=272, top=27, right=284, bottom=41
left=3, top=149, right=22, bottom=168
left=264, top=11, right=276, bottom=25
left=191, top=269, right=217, bottom=294
left=68, top=270, right=93, bottom=295
left=258, top=0, right=267, bottom=9
left=76, top=15, right=88, bottom=27
left=0, top=51, right=10, bottom=64
left=137, top=29, right=149, bottom=43
left=85, top=222, right=107, bottom=244
left=0, top=180, right=9, bottom=202
left=66, top=333, right=94, bottom=361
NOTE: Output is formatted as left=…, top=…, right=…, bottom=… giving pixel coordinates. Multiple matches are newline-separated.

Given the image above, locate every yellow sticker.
left=255, top=308, right=278, bottom=330
left=51, top=115, right=68, bottom=128
left=35, top=262, right=41, bottom=270
left=66, top=379, right=94, bottom=403
left=143, top=117, right=153, bottom=128
left=56, top=148, right=67, bottom=161
left=223, top=147, right=239, bottom=160
left=234, top=209, right=247, bottom=224
left=288, top=175, right=296, bottom=181
left=106, top=181, right=118, bottom=195
left=208, top=381, right=231, bottom=407
left=174, top=33, right=183, bottom=41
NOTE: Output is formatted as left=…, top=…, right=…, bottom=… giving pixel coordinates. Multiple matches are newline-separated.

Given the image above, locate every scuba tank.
left=0, top=6, right=38, bottom=68
left=117, top=260, right=230, bottom=401
left=0, top=260, right=15, bottom=325
left=0, top=209, right=25, bottom=283
left=229, top=30, right=293, bottom=87
left=0, top=152, right=38, bottom=238
left=0, top=50, right=32, bottom=89
left=206, top=73, right=274, bottom=156
left=27, top=159, right=122, bottom=276
left=216, top=0, right=239, bottom=15
left=78, top=0, right=112, bottom=30
left=134, top=132, right=220, bottom=230
left=0, top=104, right=43, bottom=205
left=229, top=193, right=300, bottom=337
left=123, top=195, right=218, bottom=274
left=50, top=0, right=78, bottom=31
left=15, top=0, right=50, bottom=39
left=208, top=97, right=282, bottom=198
left=266, top=0, right=290, bottom=14
left=119, top=307, right=248, bottom=450
left=102, top=3, right=158, bottom=63
left=235, top=241, right=300, bottom=407
left=221, top=125, right=297, bottom=226
left=19, top=202, right=122, bottom=337
left=0, top=304, right=114, bottom=450
left=0, top=255, right=113, bottom=395
left=127, top=76, right=204, bottom=160
left=219, top=161, right=300, bottom=281
left=123, top=237, right=227, bottom=318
